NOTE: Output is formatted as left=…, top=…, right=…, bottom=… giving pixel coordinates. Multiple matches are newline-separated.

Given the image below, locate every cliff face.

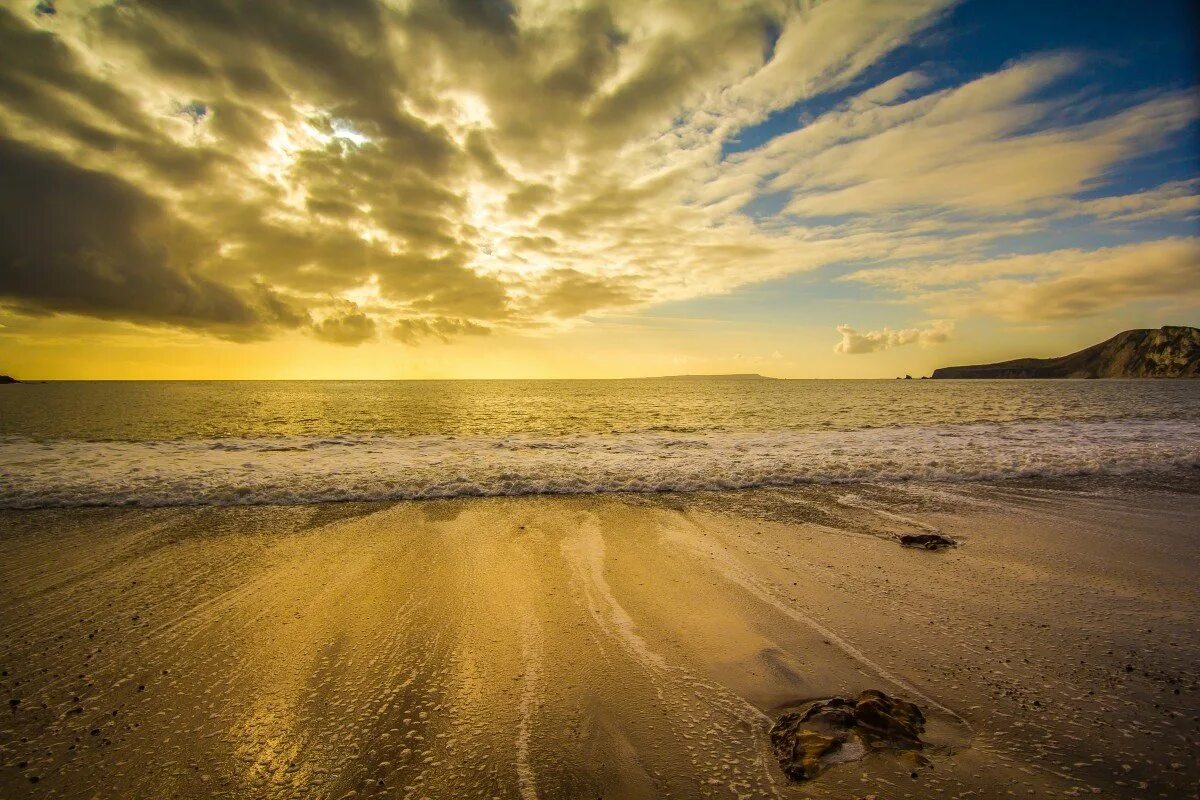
left=931, top=326, right=1200, bottom=379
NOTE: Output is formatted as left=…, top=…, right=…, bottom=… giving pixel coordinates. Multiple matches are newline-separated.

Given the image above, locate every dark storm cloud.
left=441, top=0, right=519, bottom=39
left=250, top=282, right=309, bottom=329
left=0, top=9, right=234, bottom=187
left=0, top=136, right=272, bottom=333
left=0, top=9, right=155, bottom=139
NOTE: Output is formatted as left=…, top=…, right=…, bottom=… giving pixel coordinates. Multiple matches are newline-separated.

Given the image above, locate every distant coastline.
left=647, top=373, right=775, bottom=380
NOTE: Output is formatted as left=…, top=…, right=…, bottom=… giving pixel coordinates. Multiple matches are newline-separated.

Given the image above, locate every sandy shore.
left=1, top=479, right=1197, bottom=799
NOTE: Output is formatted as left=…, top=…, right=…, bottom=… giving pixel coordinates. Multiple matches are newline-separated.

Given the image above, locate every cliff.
left=931, top=326, right=1200, bottom=379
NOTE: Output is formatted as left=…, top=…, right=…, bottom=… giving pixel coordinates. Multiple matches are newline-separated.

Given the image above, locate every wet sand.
left=1, top=480, right=1198, bottom=799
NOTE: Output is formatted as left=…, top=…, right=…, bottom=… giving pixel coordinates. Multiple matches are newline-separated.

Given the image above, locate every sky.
left=0, top=0, right=1198, bottom=379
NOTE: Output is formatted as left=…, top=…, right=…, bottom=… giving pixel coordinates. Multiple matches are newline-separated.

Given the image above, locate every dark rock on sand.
left=899, top=532, right=956, bottom=550
left=770, top=690, right=927, bottom=781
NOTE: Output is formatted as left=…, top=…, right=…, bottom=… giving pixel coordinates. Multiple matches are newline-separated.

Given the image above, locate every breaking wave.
left=2, top=419, right=1197, bottom=508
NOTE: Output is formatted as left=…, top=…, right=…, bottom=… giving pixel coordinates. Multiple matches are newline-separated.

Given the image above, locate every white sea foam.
left=1, top=419, right=1196, bottom=508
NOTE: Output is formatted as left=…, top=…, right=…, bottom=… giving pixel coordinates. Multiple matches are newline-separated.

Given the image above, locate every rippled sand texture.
left=1, top=482, right=1198, bottom=799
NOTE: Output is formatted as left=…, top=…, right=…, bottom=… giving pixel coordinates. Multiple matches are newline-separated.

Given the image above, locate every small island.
left=932, top=326, right=1199, bottom=379
left=648, top=373, right=775, bottom=380
left=0, top=374, right=19, bottom=384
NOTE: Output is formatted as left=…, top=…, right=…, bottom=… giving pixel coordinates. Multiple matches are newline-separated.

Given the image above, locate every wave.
left=1, top=419, right=1197, bottom=508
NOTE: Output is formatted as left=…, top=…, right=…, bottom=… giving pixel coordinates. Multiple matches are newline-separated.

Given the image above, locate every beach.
left=3, top=478, right=1197, bottom=799
left=3, top=1, right=1199, bottom=796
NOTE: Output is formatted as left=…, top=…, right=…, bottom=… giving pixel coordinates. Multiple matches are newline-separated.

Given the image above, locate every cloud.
left=392, top=317, right=490, bottom=345
left=848, top=238, right=1200, bottom=322
left=310, top=302, right=377, bottom=345
left=713, top=0, right=952, bottom=133
left=834, top=320, right=954, bottom=355
left=0, top=136, right=266, bottom=335
left=0, top=0, right=1194, bottom=349
left=1056, top=179, right=1200, bottom=223
left=766, top=56, right=1196, bottom=217
left=955, top=239, right=1200, bottom=321
left=0, top=0, right=963, bottom=343
left=531, top=269, right=640, bottom=318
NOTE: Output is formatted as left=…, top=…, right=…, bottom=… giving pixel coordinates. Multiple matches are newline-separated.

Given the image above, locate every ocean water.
left=1, top=378, right=1197, bottom=507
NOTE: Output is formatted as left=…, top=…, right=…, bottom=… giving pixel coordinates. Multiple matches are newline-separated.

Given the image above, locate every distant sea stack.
left=932, top=326, right=1200, bottom=379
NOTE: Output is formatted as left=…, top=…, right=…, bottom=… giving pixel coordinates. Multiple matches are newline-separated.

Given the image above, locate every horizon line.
left=2, top=374, right=950, bottom=382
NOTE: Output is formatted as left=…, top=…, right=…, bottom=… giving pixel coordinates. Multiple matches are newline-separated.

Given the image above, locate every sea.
left=1, top=378, right=1198, bottom=508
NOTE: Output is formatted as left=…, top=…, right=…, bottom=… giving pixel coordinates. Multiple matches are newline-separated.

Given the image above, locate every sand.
left=1, top=479, right=1197, bottom=799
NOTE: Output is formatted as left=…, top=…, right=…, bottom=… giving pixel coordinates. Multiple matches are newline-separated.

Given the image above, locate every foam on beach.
left=2, top=418, right=1197, bottom=508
